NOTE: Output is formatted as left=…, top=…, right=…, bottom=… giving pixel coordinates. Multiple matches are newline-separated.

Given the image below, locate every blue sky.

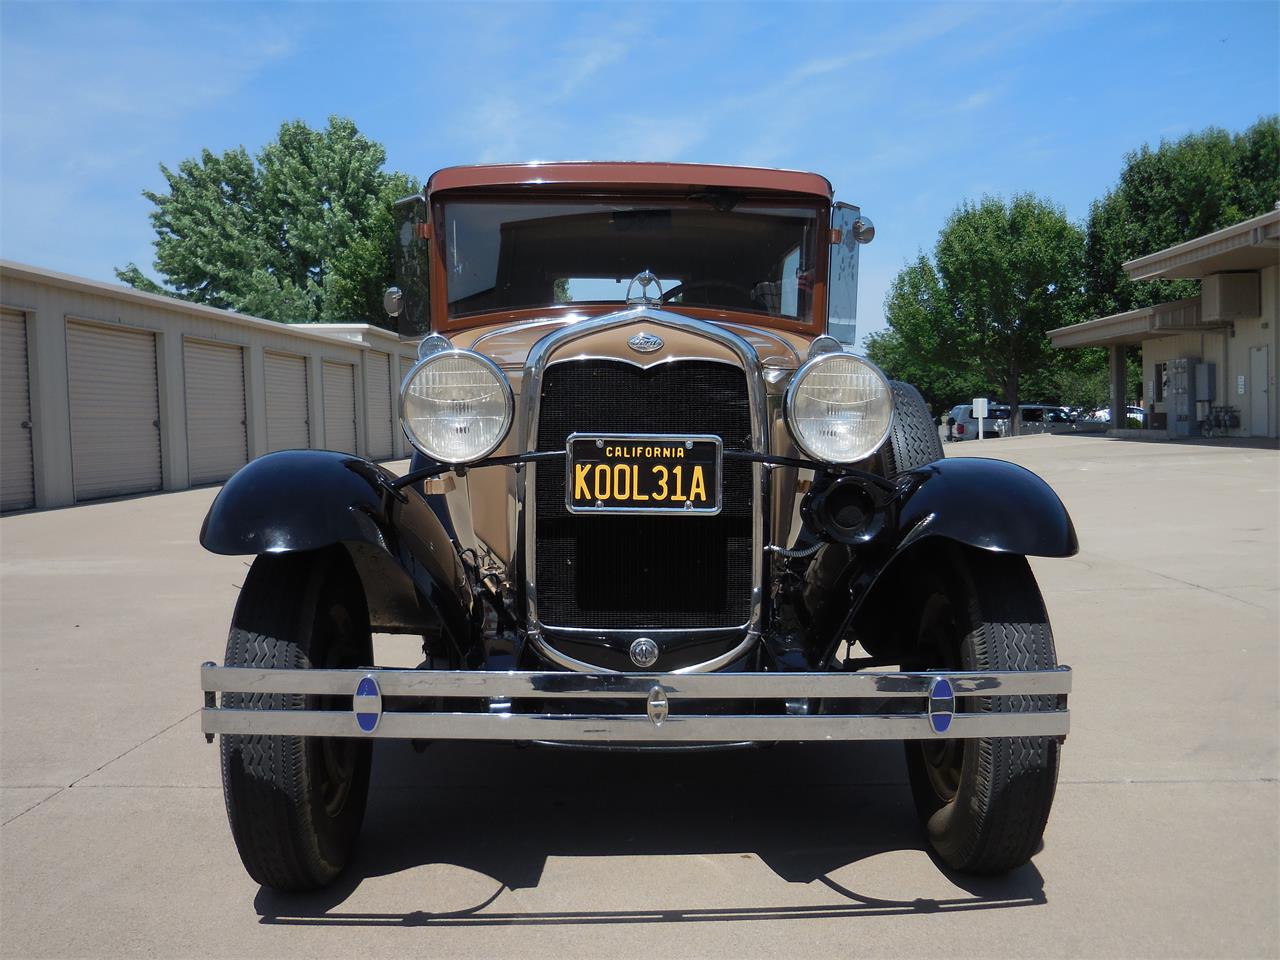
left=2, top=1, right=1276, bottom=345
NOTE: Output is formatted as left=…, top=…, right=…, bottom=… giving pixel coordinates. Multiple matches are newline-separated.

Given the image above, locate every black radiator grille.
left=535, top=359, right=753, bottom=630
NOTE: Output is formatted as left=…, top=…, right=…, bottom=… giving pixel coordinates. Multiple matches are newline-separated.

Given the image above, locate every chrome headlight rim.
left=399, top=348, right=515, bottom=465
left=783, top=351, right=895, bottom=464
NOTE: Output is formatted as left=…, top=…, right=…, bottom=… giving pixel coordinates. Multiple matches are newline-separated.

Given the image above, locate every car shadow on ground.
left=253, top=739, right=1047, bottom=928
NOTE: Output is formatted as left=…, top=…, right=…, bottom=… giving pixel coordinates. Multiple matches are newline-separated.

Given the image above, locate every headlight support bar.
left=390, top=449, right=900, bottom=494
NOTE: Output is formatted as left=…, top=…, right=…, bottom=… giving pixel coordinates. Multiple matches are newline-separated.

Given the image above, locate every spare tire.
left=881, top=380, right=944, bottom=476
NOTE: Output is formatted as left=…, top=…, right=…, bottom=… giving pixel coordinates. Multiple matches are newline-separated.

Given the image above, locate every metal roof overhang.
left=1048, top=298, right=1224, bottom=349
left=1125, top=209, right=1280, bottom=281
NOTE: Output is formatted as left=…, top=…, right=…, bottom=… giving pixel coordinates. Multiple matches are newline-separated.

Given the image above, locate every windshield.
left=440, top=199, right=819, bottom=322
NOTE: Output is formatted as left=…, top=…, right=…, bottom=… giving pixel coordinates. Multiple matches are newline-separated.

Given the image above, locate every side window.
left=1023, top=407, right=1044, bottom=423
left=828, top=204, right=862, bottom=347
left=393, top=195, right=431, bottom=338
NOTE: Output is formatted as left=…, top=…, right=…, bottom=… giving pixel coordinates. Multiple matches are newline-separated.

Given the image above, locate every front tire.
left=220, top=549, right=373, bottom=891
left=904, top=545, right=1060, bottom=873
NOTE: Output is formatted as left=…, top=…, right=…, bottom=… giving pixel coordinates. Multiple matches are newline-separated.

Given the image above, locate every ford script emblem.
left=628, top=332, right=663, bottom=354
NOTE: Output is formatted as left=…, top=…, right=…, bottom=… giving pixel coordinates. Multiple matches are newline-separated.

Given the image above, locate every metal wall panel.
left=67, top=321, right=162, bottom=500
left=322, top=361, right=357, bottom=454
left=264, top=352, right=309, bottom=452
left=184, top=339, right=247, bottom=484
left=365, top=351, right=393, bottom=459
left=1, top=310, right=35, bottom=510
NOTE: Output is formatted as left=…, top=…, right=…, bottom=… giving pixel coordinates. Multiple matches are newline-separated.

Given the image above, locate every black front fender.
left=801, top=456, right=1076, bottom=666
left=894, top=456, right=1077, bottom=557
left=200, top=451, right=471, bottom=638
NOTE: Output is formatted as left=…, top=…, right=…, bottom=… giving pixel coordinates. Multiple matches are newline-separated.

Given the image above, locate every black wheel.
left=904, top=544, right=1060, bottom=874
left=882, top=380, right=944, bottom=476
left=220, top=549, right=373, bottom=891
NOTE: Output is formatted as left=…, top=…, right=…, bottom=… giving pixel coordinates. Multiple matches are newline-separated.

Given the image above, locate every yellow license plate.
left=565, top=434, right=723, bottom=515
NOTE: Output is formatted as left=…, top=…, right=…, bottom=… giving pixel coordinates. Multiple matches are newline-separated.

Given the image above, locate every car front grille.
left=534, top=359, right=754, bottom=630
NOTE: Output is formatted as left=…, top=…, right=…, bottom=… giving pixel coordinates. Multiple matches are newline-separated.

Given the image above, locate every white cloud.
left=955, top=87, right=1001, bottom=112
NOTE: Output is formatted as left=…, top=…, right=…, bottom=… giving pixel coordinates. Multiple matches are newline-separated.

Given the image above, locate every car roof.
left=426, top=162, right=834, bottom=199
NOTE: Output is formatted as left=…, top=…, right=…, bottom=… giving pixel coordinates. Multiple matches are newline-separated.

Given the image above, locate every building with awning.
left=1048, top=207, right=1279, bottom=438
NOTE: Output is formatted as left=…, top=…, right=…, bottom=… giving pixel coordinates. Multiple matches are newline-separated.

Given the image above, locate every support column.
left=245, top=345, right=267, bottom=460
left=1110, top=344, right=1126, bottom=430
left=306, top=353, right=325, bottom=450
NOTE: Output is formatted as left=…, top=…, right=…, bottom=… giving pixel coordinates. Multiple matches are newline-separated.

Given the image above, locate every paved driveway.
left=2, top=436, right=1276, bottom=958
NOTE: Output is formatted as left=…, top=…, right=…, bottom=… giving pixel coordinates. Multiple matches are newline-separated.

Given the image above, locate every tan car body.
left=417, top=163, right=839, bottom=577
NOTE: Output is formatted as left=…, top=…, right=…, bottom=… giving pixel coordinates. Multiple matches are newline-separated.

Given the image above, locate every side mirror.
left=852, top=216, right=875, bottom=244
left=383, top=286, right=403, bottom=318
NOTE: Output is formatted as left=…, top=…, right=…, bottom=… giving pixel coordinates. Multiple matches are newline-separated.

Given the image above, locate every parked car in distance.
left=947, top=402, right=1011, bottom=440
left=1087, top=406, right=1146, bottom=424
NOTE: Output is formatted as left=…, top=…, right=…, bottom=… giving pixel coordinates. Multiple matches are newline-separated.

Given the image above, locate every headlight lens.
left=785, top=353, right=893, bottom=463
left=401, top=350, right=513, bottom=463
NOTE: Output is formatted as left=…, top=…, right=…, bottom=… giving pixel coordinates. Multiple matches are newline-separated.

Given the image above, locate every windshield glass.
left=440, top=199, right=819, bottom=321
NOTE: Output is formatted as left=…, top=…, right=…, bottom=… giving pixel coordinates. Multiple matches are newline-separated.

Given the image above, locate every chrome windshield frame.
left=517, top=305, right=769, bottom=672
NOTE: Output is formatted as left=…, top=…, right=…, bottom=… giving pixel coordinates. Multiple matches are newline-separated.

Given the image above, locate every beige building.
left=1049, top=208, right=1279, bottom=439
left=0, top=261, right=418, bottom=512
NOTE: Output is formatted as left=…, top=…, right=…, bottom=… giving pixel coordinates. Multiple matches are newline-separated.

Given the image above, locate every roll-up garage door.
left=322, top=361, right=357, bottom=454
left=264, top=352, right=309, bottom=452
left=67, top=321, right=162, bottom=500
left=365, top=351, right=393, bottom=459
left=184, top=340, right=247, bottom=484
left=1, top=310, right=35, bottom=511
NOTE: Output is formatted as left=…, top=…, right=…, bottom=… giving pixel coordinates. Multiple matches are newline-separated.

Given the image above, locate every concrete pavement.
left=2, top=435, right=1277, bottom=958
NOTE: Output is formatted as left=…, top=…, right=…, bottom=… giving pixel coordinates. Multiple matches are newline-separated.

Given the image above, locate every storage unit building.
left=0, top=260, right=419, bottom=511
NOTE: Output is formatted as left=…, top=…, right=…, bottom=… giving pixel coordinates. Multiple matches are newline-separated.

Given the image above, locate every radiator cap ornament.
left=628, top=331, right=664, bottom=354
left=625, top=269, right=664, bottom=306
left=629, top=636, right=659, bottom=668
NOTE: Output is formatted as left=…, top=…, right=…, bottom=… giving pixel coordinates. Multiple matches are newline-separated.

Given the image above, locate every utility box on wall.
left=1202, top=272, right=1260, bottom=324
left=1195, top=362, right=1216, bottom=402
left=1169, top=357, right=1202, bottom=437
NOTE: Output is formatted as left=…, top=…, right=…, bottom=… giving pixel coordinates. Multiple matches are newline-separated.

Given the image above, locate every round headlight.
left=785, top=353, right=893, bottom=463
left=401, top=350, right=513, bottom=463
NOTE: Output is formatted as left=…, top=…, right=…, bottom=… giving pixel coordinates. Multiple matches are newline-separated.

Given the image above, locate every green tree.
left=869, top=195, right=1085, bottom=432
left=1085, top=116, right=1280, bottom=318
left=116, top=117, right=418, bottom=327
left=1077, top=117, right=1278, bottom=403
left=865, top=256, right=991, bottom=415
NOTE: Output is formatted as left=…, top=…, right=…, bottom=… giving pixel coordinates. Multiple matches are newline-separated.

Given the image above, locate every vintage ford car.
left=198, top=162, right=1076, bottom=891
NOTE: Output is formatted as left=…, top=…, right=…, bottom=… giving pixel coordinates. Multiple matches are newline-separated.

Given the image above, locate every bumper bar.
left=200, top=664, right=1070, bottom=743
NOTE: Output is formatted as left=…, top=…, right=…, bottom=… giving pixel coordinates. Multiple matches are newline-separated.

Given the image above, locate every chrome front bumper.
left=200, top=663, right=1071, bottom=743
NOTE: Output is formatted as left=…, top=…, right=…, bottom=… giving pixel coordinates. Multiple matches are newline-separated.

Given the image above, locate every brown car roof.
left=427, top=162, right=833, bottom=199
